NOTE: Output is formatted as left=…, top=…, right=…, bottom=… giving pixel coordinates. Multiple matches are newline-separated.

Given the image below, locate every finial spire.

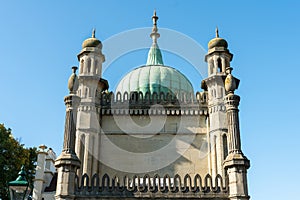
left=216, top=27, right=219, bottom=38
left=152, top=10, right=158, bottom=34
left=92, top=28, right=96, bottom=38
left=150, top=10, right=160, bottom=43
left=147, top=10, right=164, bottom=66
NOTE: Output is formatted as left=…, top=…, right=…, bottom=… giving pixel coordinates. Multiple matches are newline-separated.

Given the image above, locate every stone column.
left=221, top=57, right=226, bottom=73
left=55, top=67, right=81, bottom=200
left=223, top=69, right=250, bottom=200
left=32, top=145, right=47, bottom=200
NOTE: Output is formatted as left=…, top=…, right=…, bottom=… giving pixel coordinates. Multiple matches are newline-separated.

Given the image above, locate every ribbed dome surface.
left=116, top=65, right=194, bottom=95
left=82, top=37, right=102, bottom=49
left=208, top=37, right=228, bottom=49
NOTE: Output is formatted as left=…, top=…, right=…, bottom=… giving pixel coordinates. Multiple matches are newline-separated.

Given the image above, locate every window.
left=223, top=134, right=228, bottom=159
left=217, top=58, right=222, bottom=72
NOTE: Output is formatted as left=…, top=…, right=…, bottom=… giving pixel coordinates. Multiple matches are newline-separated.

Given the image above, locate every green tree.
left=0, top=124, right=37, bottom=200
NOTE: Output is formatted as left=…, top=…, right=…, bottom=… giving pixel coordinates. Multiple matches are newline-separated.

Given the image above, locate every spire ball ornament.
left=68, top=66, right=79, bottom=93
left=152, top=10, right=158, bottom=26
left=225, top=73, right=237, bottom=93
left=150, top=9, right=160, bottom=40
left=224, top=67, right=240, bottom=93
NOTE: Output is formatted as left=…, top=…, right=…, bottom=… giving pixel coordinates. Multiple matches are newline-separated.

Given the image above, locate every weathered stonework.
left=33, top=13, right=250, bottom=200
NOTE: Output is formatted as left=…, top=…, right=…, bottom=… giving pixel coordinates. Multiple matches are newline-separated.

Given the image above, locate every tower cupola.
left=205, top=28, right=233, bottom=76
left=81, top=29, right=102, bottom=49
left=77, top=29, right=105, bottom=77
left=208, top=28, right=228, bottom=49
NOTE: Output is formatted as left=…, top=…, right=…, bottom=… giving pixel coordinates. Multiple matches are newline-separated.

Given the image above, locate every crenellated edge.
left=97, top=91, right=207, bottom=104
left=74, top=173, right=228, bottom=198
left=92, top=91, right=208, bottom=116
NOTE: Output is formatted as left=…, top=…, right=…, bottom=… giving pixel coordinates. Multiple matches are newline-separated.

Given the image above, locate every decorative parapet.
left=95, top=91, right=208, bottom=116
left=75, top=173, right=228, bottom=199
left=99, top=91, right=207, bottom=105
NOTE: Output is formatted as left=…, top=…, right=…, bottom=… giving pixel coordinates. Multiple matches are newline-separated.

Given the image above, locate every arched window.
left=160, top=92, right=165, bottom=102
left=220, top=88, right=224, bottom=98
left=217, top=58, right=222, bottom=72
left=145, top=92, right=150, bottom=103
left=123, top=92, right=128, bottom=101
left=139, top=92, right=143, bottom=101
left=223, top=134, right=228, bottom=159
left=152, top=92, right=158, bottom=103
left=85, top=88, right=88, bottom=98
left=116, top=92, right=121, bottom=102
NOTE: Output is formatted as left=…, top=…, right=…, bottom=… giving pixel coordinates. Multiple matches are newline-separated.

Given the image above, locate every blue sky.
left=0, top=1, right=299, bottom=199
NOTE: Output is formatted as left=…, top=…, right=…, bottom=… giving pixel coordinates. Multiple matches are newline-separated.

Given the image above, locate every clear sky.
left=0, top=1, right=299, bottom=199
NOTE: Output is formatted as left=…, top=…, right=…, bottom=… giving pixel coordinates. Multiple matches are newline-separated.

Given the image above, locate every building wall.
left=41, top=192, right=56, bottom=200
left=90, top=114, right=209, bottom=177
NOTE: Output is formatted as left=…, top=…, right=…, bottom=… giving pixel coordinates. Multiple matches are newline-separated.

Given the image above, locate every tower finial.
left=216, top=26, right=219, bottom=38
left=152, top=10, right=158, bottom=33
left=92, top=28, right=96, bottom=38
left=147, top=10, right=163, bottom=65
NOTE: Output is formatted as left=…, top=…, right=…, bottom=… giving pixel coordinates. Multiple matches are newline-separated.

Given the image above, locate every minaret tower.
left=75, top=30, right=108, bottom=178
left=202, top=28, right=233, bottom=177
left=223, top=67, right=250, bottom=200
left=55, top=67, right=81, bottom=200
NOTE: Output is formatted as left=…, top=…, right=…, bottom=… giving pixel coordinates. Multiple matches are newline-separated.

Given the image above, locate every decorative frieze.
left=97, top=91, right=208, bottom=105
left=74, top=173, right=228, bottom=198
left=95, top=91, right=208, bottom=116
left=100, top=108, right=208, bottom=116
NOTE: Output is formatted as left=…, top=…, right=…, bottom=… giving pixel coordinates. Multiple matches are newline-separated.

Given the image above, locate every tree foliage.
left=0, top=124, right=37, bottom=200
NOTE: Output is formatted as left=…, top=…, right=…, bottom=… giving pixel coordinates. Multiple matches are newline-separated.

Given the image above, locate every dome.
left=81, top=29, right=102, bottom=49
left=208, top=27, right=228, bottom=49
left=82, top=38, right=102, bottom=48
left=116, top=12, right=193, bottom=96
left=116, top=65, right=194, bottom=96
left=208, top=37, right=228, bottom=49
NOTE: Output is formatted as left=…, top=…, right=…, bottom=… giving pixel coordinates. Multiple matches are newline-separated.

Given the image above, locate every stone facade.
left=32, top=145, right=57, bottom=200
left=32, top=12, right=250, bottom=200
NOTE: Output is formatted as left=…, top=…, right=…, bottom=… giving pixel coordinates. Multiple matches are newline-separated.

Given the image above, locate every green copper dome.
left=116, top=65, right=194, bottom=96
left=116, top=12, right=193, bottom=96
